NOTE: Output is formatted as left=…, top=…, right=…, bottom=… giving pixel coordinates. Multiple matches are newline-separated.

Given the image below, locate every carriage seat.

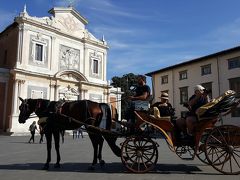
left=196, top=90, right=239, bottom=120
left=150, top=106, right=171, bottom=122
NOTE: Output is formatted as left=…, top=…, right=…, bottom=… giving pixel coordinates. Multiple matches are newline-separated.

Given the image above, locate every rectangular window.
left=179, top=70, right=187, bottom=80
left=229, top=77, right=240, bottom=117
left=93, top=59, right=99, bottom=74
left=161, top=75, right=168, bottom=84
left=35, top=44, right=43, bottom=62
left=179, top=87, right=188, bottom=104
left=201, top=82, right=213, bottom=99
left=201, top=64, right=211, bottom=76
left=228, top=57, right=240, bottom=69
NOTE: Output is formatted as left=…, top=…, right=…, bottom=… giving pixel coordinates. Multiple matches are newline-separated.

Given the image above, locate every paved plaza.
left=0, top=135, right=239, bottom=180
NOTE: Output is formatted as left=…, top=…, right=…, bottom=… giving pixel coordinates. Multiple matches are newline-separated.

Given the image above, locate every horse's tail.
left=100, top=103, right=112, bottom=130
left=100, top=103, right=121, bottom=157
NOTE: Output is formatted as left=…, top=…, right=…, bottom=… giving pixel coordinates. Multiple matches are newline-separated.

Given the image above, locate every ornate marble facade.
left=0, top=6, right=122, bottom=134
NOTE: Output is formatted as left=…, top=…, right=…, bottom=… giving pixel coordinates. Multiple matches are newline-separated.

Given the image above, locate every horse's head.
left=19, top=97, right=52, bottom=123
left=18, top=97, right=35, bottom=124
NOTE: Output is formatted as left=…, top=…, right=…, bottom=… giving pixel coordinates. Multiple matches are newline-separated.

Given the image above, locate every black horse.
left=18, top=97, right=121, bottom=170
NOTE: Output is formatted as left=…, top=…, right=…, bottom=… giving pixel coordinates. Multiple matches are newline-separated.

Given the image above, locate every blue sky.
left=1, top=0, right=240, bottom=82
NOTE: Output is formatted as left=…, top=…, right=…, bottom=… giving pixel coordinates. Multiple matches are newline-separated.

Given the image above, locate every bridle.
left=19, top=99, right=42, bottom=119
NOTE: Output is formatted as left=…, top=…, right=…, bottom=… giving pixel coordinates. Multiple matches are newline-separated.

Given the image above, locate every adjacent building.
left=146, top=46, right=240, bottom=125
left=0, top=6, right=122, bottom=134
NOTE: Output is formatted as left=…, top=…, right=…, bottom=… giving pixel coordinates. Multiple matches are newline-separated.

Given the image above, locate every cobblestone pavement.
left=0, top=135, right=239, bottom=180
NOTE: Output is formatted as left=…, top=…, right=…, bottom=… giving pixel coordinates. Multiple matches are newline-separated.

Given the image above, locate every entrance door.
left=0, top=82, right=6, bottom=130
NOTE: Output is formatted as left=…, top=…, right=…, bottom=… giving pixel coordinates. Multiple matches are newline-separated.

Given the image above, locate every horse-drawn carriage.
left=120, top=90, right=240, bottom=175
left=18, top=90, right=240, bottom=174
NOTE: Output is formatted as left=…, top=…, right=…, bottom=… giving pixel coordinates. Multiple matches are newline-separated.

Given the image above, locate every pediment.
left=55, top=70, right=88, bottom=82
left=60, top=73, right=80, bottom=82
left=49, top=7, right=88, bottom=38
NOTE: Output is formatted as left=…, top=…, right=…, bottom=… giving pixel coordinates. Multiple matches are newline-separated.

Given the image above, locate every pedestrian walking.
left=39, top=124, right=44, bottom=143
left=28, top=121, right=38, bottom=143
left=72, top=129, right=77, bottom=139
left=77, top=127, right=84, bottom=138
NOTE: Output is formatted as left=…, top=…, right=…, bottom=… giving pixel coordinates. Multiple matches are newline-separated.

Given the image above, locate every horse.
left=18, top=97, right=121, bottom=170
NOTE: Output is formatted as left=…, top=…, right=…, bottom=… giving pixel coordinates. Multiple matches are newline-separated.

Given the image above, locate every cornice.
left=15, top=17, right=108, bottom=49
left=48, top=7, right=88, bottom=25
left=81, top=81, right=111, bottom=89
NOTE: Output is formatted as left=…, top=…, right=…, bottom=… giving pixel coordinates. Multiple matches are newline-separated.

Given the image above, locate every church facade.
left=0, top=6, right=122, bottom=134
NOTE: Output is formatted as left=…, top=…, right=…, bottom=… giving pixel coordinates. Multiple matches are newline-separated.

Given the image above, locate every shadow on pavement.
left=0, top=162, right=220, bottom=175
left=155, top=163, right=220, bottom=175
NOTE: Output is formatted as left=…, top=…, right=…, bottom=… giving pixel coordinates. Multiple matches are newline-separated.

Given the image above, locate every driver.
left=128, top=75, right=151, bottom=101
left=125, top=75, right=151, bottom=130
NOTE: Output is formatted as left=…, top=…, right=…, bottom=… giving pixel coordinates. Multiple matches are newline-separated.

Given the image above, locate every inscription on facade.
left=27, top=85, right=48, bottom=99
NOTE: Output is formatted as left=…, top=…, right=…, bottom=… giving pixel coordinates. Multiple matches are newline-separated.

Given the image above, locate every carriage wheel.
left=196, top=129, right=212, bottom=165
left=196, top=145, right=210, bottom=165
left=205, top=125, right=240, bottom=175
left=121, top=136, right=158, bottom=173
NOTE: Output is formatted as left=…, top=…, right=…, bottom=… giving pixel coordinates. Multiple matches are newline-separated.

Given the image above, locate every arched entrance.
left=54, top=70, right=88, bottom=101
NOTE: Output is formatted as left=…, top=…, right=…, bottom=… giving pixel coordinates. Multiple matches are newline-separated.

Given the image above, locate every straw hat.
left=159, top=92, right=169, bottom=100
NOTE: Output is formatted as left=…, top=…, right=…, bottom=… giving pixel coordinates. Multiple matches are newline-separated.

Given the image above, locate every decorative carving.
left=15, top=79, right=25, bottom=84
left=59, top=45, right=80, bottom=70
left=61, top=73, right=79, bottom=82
left=59, top=85, right=79, bottom=100
left=36, top=33, right=42, bottom=40
left=58, top=14, right=81, bottom=33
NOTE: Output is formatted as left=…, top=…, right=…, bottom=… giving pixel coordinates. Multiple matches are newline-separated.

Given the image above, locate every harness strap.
left=58, top=101, right=66, bottom=114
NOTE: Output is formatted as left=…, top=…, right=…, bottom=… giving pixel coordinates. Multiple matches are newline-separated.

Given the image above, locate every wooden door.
left=0, top=82, right=6, bottom=130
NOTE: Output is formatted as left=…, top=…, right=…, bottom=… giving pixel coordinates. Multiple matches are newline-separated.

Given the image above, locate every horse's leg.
left=88, top=133, right=99, bottom=170
left=60, top=130, right=65, bottom=143
left=53, top=129, right=61, bottom=168
left=43, top=129, right=52, bottom=170
left=97, top=136, right=105, bottom=167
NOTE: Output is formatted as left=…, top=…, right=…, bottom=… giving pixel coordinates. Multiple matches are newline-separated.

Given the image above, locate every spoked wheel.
left=196, top=144, right=210, bottom=165
left=175, top=145, right=195, bottom=160
left=121, top=136, right=158, bottom=173
left=205, top=125, right=240, bottom=175
left=196, top=129, right=212, bottom=165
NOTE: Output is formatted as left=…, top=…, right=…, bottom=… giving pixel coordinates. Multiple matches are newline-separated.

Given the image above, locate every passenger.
left=125, top=75, right=151, bottom=130
left=151, top=92, right=174, bottom=118
left=176, top=85, right=210, bottom=136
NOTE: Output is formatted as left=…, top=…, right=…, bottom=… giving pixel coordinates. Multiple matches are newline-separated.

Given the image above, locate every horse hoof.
left=99, top=160, right=105, bottom=167
left=54, top=163, right=61, bottom=168
left=88, top=165, right=95, bottom=171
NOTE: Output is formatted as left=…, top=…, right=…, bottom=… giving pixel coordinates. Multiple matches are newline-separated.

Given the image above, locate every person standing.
left=39, top=124, right=44, bottom=144
left=72, top=129, right=77, bottom=139
left=77, top=127, right=84, bottom=138
left=28, top=121, right=38, bottom=143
